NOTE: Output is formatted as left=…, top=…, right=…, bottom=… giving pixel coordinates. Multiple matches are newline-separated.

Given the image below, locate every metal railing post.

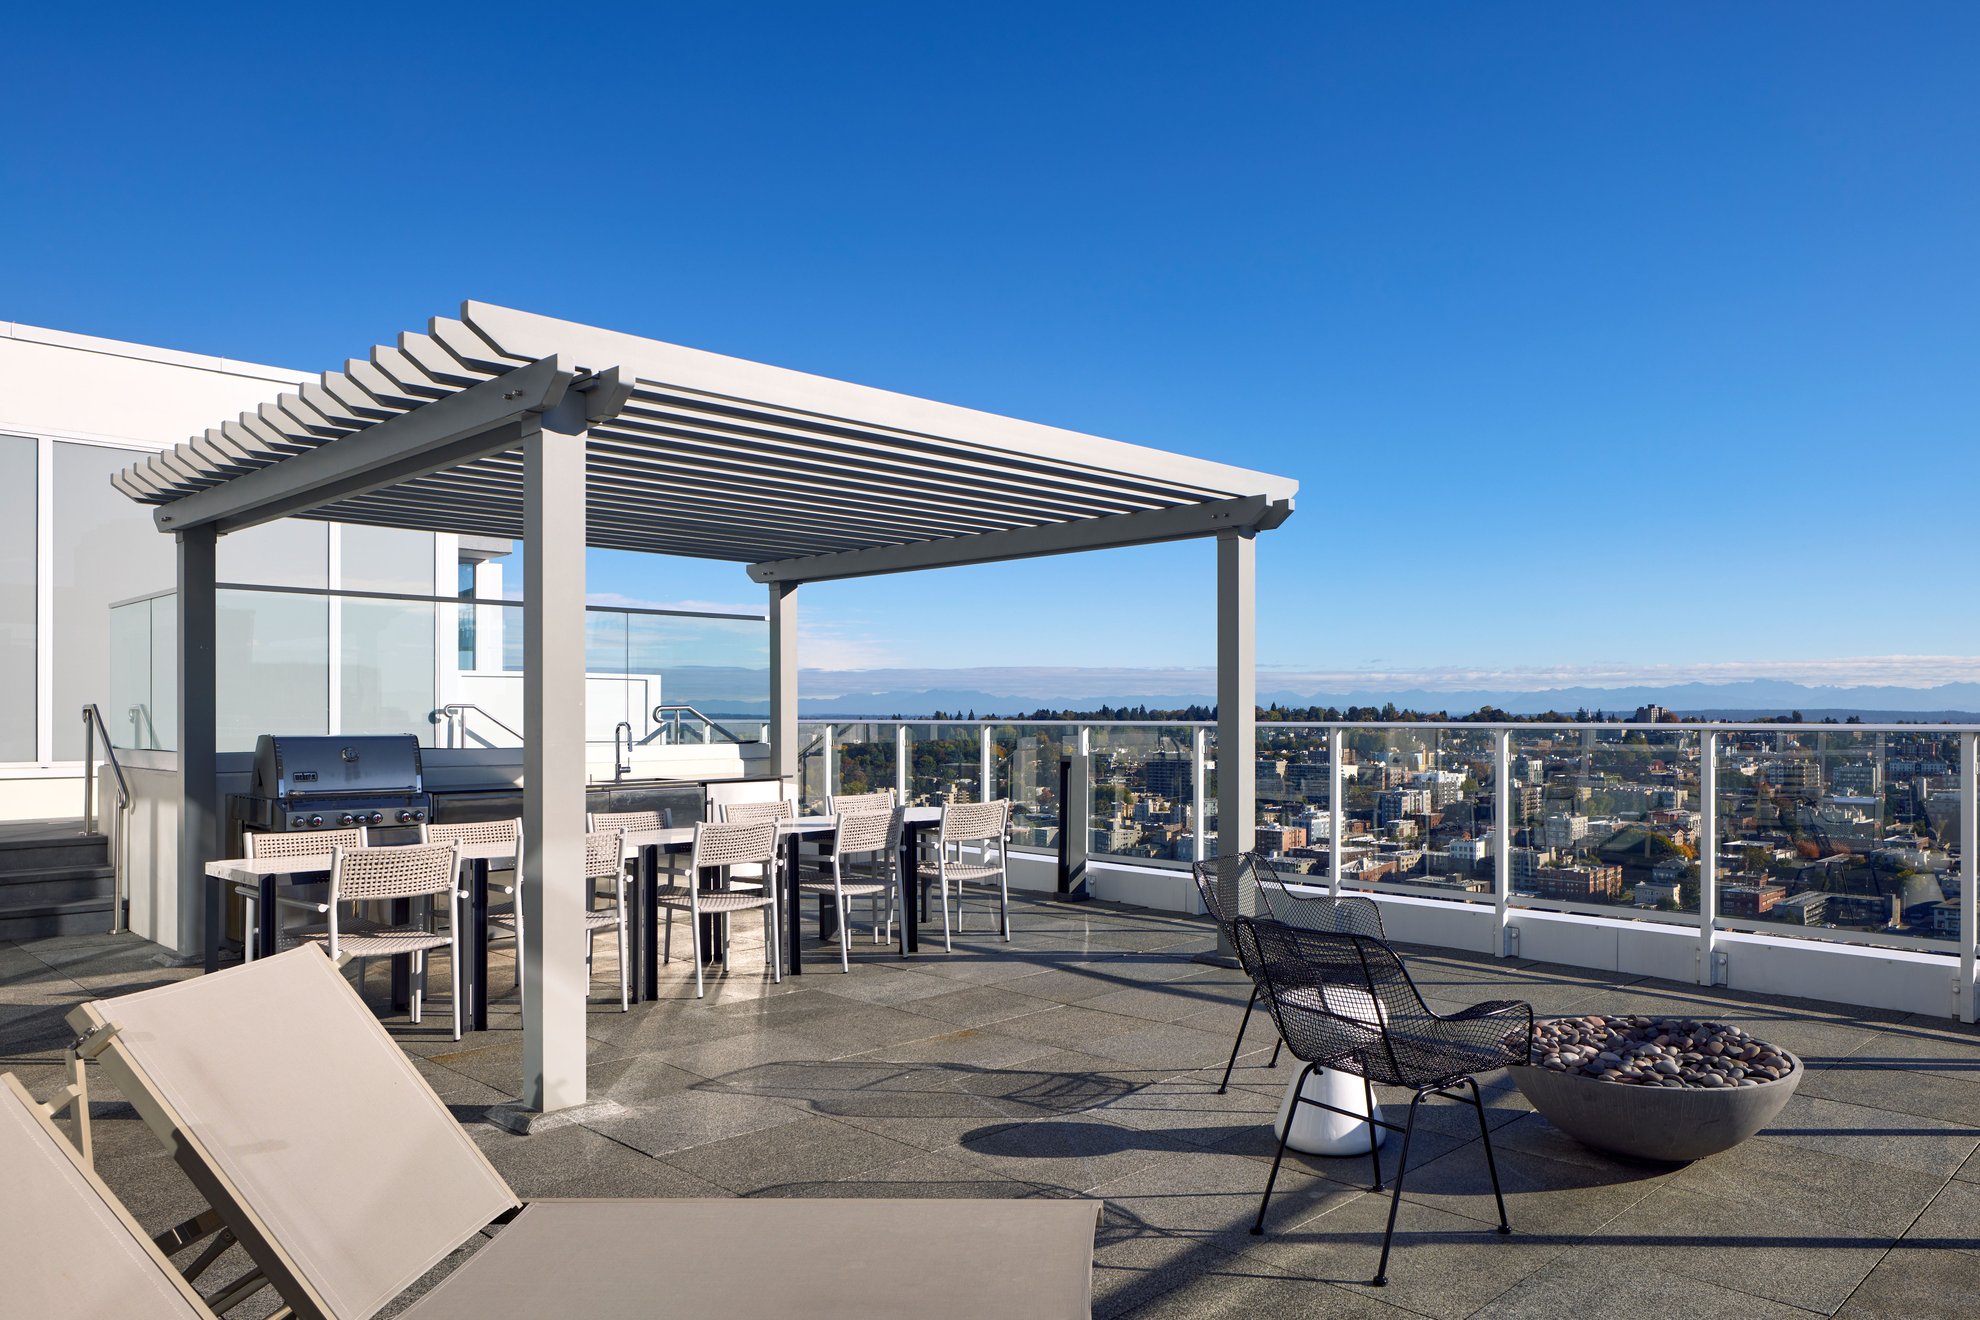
left=979, top=723, right=993, bottom=803
left=823, top=725, right=837, bottom=801
left=895, top=725, right=909, bottom=802
left=1192, top=727, right=1209, bottom=864
left=1494, top=729, right=1512, bottom=955
left=1328, top=727, right=1344, bottom=898
left=1699, top=730, right=1720, bottom=986
left=81, top=707, right=96, bottom=836
left=1961, top=731, right=1977, bottom=1022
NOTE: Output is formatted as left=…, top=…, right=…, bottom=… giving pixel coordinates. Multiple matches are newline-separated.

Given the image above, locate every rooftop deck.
left=5, top=895, right=1977, bottom=1318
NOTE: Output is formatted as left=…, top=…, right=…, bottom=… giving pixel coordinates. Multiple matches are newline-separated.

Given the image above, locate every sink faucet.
left=614, top=721, right=633, bottom=781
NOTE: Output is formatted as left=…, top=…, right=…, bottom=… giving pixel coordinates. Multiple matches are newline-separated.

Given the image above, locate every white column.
left=768, top=582, right=798, bottom=783
left=1960, top=731, right=1976, bottom=1022
left=522, top=411, right=588, bottom=1113
left=176, top=527, right=218, bottom=958
left=1698, top=730, right=1719, bottom=986
left=823, top=725, right=837, bottom=800
left=1216, top=531, right=1257, bottom=886
left=895, top=725, right=909, bottom=802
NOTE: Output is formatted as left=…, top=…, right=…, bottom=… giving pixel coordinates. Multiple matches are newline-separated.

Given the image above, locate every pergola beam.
left=748, top=495, right=1291, bottom=584
left=151, top=357, right=575, bottom=536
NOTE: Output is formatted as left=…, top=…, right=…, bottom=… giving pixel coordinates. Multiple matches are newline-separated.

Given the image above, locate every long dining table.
left=204, top=809, right=951, bottom=1028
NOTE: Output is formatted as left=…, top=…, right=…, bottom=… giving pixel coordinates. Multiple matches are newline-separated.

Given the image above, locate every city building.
left=1720, top=884, right=1789, bottom=918
left=1256, top=823, right=1307, bottom=855
left=1542, top=813, right=1590, bottom=849
left=1774, top=891, right=1829, bottom=926
left=1530, top=864, right=1624, bottom=901
left=1377, top=787, right=1430, bottom=825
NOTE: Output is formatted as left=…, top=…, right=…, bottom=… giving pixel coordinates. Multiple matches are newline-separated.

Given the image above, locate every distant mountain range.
left=660, top=666, right=1980, bottom=720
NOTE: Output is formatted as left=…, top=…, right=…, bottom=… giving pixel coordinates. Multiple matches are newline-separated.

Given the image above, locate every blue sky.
left=5, top=4, right=1975, bottom=689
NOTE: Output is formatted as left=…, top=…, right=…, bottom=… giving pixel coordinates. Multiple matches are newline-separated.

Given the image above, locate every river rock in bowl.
left=1510, top=1013, right=1801, bottom=1162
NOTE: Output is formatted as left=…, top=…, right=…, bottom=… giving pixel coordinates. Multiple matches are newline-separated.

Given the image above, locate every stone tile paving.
left=4, top=893, right=1979, bottom=1317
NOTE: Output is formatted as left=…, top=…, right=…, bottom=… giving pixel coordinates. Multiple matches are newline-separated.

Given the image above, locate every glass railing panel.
left=909, top=723, right=981, bottom=807
left=796, top=722, right=832, bottom=810
left=1331, top=725, right=1497, bottom=903
left=1505, top=726, right=1700, bottom=922
left=1087, top=724, right=1203, bottom=865
left=1713, top=728, right=1957, bottom=952
left=832, top=722, right=899, bottom=802
left=1254, top=723, right=1330, bottom=875
left=217, top=587, right=330, bottom=750
left=993, top=724, right=1066, bottom=851
left=107, top=598, right=159, bottom=750
left=624, top=611, right=769, bottom=742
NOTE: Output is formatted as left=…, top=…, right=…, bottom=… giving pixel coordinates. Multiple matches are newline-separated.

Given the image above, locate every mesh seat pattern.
left=246, top=828, right=364, bottom=859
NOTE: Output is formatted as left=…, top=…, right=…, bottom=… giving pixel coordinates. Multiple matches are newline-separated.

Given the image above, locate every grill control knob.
left=398, top=810, right=414, bottom=823
left=413, top=809, right=427, bottom=821
left=308, top=815, right=324, bottom=828
left=339, top=814, right=356, bottom=826
left=368, top=812, right=385, bottom=825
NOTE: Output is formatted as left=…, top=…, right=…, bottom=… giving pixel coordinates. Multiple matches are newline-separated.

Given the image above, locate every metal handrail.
left=651, top=704, right=759, bottom=745
left=432, top=703, right=525, bottom=748
left=80, top=705, right=132, bottom=934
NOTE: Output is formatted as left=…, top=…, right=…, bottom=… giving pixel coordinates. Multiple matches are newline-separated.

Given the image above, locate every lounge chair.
left=64, top=946, right=1101, bottom=1320
left=1, top=1070, right=215, bottom=1318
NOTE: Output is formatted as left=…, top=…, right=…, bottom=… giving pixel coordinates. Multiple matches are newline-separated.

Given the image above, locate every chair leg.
left=766, top=898, right=781, bottom=985
left=618, top=910, right=629, bottom=1012
left=1252, top=1062, right=1315, bottom=1235
left=998, top=859, right=1010, bottom=941
left=690, top=904, right=705, bottom=999
left=663, top=905, right=673, bottom=964
left=1371, top=1091, right=1428, bottom=1286
left=450, top=928, right=462, bottom=1042
left=411, top=950, right=423, bottom=1025
left=1269, top=1038, right=1283, bottom=1068
left=1363, top=1069, right=1384, bottom=1192
left=1466, top=1076, right=1512, bottom=1234
left=1220, top=985, right=1260, bottom=1094
left=939, top=867, right=952, bottom=952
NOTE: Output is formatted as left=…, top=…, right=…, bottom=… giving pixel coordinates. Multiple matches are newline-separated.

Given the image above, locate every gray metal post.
left=768, top=582, right=798, bottom=783
left=1960, top=732, right=1976, bottom=1022
left=1698, top=731, right=1720, bottom=986
left=1494, top=730, right=1513, bottom=956
left=979, top=723, right=993, bottom=803
left=521, top=411, right=588, bottom=1114
left=177, top=527, right=219, bottom=959
left=1327, top=726, right=1344, bottom=898
left=1215, top=530, right=1257, bottom=878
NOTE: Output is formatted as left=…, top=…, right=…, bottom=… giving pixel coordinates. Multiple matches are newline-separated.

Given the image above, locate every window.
left=0, top=435, right=35, bottom=760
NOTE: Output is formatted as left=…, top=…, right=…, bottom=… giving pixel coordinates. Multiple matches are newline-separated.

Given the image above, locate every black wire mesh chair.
left=1232, top=915, right=1533, bottom=1286
left=1190, top=853, right=1385, bottom=1092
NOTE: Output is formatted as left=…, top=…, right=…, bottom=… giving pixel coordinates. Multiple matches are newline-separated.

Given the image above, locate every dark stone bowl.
left=1508, top=1051, right=1802, bottom=1163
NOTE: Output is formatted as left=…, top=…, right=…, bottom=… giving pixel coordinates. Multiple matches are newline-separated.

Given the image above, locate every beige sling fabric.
left=0, top=1073, right=213, bottom=1320
left=75, top=948, right=516, bottom=1320
left=398, top=1197, right=1101, bottom=1320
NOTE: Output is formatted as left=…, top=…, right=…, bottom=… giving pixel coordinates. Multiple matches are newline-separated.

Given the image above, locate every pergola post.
left=768, top=582, right=798, bottom=782
left=178, top=526, right=219, bottom=959
left=521, top=407, right=588, bottom=1114
left=1216, top=530, right=1258, bottom=926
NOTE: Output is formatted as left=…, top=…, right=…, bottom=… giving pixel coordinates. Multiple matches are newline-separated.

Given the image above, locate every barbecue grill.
left=232, top=734, right=432, bottom=832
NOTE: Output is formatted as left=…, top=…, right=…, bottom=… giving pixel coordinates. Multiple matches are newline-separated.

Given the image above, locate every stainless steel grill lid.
left=252, top=735, right=425, bottom=801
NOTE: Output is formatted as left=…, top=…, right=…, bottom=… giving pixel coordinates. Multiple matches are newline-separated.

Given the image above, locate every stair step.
left=0, top=833, right=111, bottom=872
left=0, top=865, right=116, bottom=908
left=0, top=897, right=114, bottom=941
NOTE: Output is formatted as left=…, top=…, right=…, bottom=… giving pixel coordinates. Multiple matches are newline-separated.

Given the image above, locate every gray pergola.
left=118, top=302, right=1297, bottom=1116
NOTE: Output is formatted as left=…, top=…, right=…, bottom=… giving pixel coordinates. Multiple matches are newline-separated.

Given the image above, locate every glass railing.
left=108, top=585, right=768, bottom=754
left=794, top=717, right=1975, bottom=964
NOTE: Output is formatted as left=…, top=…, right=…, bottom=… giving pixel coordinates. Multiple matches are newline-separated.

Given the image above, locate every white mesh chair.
left=798, top=808, right=896, bottom=971
left=238, top=827, right=367, bottom=960
left=662, top=819, right=781, bottom=998
left=288, top=842, right=466, bottom=1040
left=59, top=950, right=1103, bottom=1320
left=932, top=799, right=1014, bottom=951
left=587, top=808, right=669, bottom=833
left=705, top=783, right=797, bottom=895
left=718, top=797, right=796, bottom=907
left=491, top=829, right=631, bottom=1012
